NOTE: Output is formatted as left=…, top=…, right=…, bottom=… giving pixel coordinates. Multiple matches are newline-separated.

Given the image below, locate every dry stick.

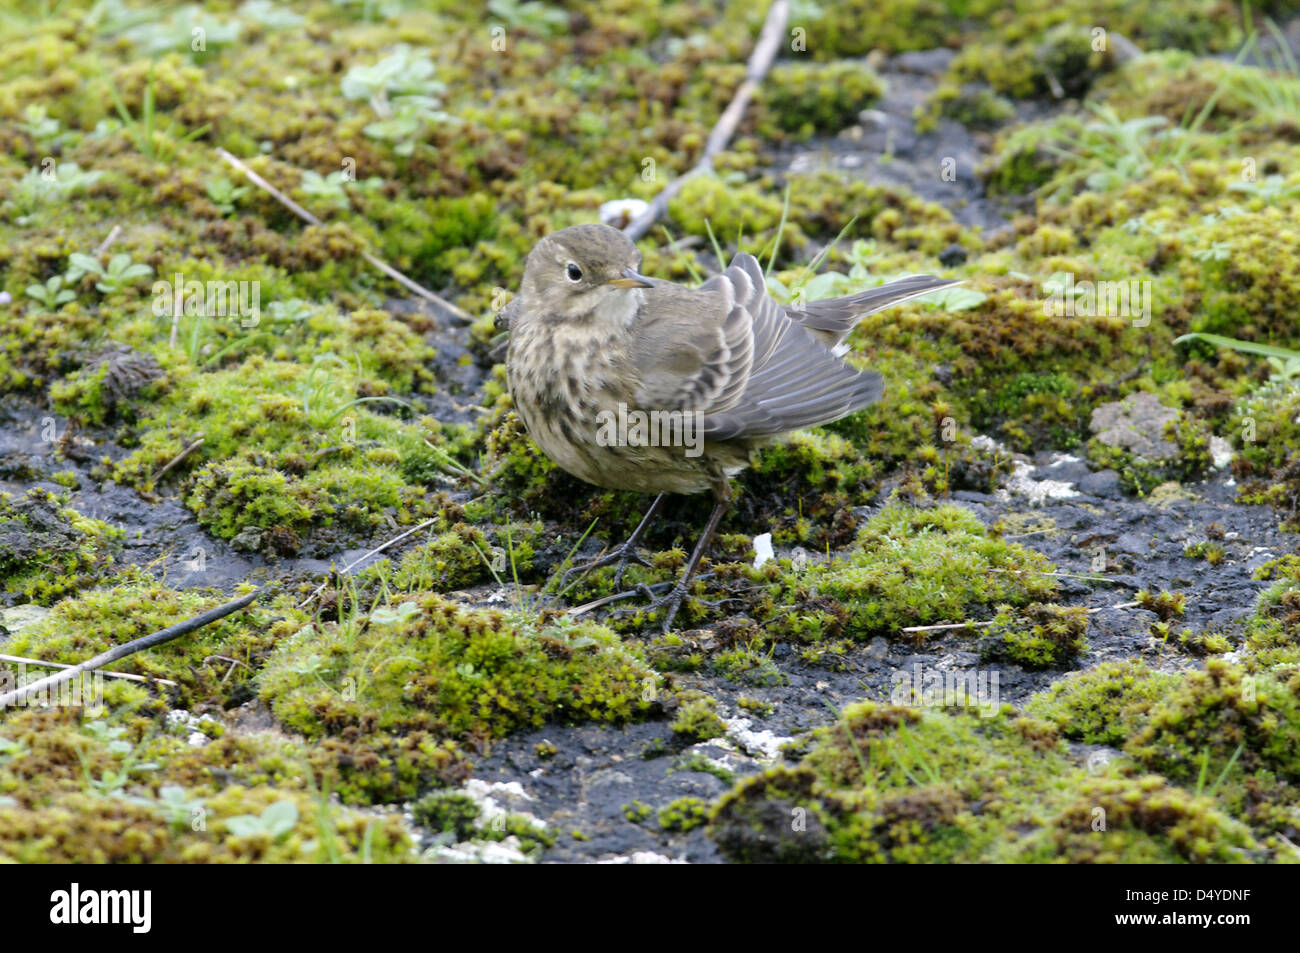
left=0, top=653, right=177, bottom=687
left=900, top=601, right=1145, bottom=635
left=297, top=518, right=438, bottom=609
left=622, top=0, right=789, bottom=241
left=0, top=589, right=260, bottom=709
left=150, top=434, right=204, bottom=485
left=214, top=148, right=473, bottom=323
left=94, top=224, right=123, bottom=257
left=567, top=581, right=674, bottom=617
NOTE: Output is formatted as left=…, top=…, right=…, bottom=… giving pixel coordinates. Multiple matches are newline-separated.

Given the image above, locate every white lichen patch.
left=723, top=717, right=793, bottom=760
left=597, top=851, right=687, bottom=864
left=997, top=460, right=1080, bottom=505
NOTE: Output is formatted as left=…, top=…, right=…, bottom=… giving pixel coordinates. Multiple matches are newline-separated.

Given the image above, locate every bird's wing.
left=631, top=253, right=884, bottom=441
left=787, top=275, right=962, bottom=347
left=630, top=276, right=755, bottom=415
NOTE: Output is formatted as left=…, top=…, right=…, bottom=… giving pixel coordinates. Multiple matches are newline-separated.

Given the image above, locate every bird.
left=503, top=223, right=957, bottom=631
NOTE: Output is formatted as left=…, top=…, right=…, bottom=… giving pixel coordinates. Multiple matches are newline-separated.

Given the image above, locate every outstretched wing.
left=630, top=253, right=884, bottom=441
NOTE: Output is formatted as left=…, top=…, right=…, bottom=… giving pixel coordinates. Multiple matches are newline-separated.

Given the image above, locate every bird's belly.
left=508, top=323, right=751, bottom=494
left=525, top=402, right=720, bottom=495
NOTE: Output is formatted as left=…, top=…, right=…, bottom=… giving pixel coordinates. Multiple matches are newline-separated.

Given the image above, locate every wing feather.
left=627, top=254, right=945, bottom=443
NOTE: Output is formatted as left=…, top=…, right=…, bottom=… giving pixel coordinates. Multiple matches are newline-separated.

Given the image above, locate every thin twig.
left=900, top=600, right=1144, bottom=635
left=622, top=0, right=789, bottom=241
left=215, top=148, right=473, bottom=323
left=150, top=434, right=204, bottom=485
left=901, top=620, right=996, bottom=635
left=567, top=581, right=675, bottom=617
left=298, top=518, right=438, bottom=609
left=0, top=589, right=260, bottom=709
left=202, top=654, right=250, bottom=685
left=93, top=224, right=122, bottom=257
left=0, top=653, right=177, bottom=687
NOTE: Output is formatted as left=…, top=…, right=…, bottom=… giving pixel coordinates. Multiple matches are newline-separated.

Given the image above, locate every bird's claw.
left=561, top=544, right=653, bottom=590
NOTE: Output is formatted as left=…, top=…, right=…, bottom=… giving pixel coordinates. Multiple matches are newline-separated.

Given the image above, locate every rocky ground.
left=3, top=2, right=1300, bottom=864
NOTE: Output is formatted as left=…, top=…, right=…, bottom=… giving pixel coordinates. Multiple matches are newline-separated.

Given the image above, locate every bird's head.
left=516, top=224, right=653, bottom=324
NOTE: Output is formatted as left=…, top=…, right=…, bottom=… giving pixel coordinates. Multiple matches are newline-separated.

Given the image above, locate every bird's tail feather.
left=789, top=275, right=962, bottom=346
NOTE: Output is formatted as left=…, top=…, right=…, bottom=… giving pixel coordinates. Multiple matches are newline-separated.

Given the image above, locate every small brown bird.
left=504, top=223, right=956, bottom=630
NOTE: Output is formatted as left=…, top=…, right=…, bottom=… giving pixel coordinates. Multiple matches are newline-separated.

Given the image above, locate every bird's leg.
left=640, top=482, right=732, bottom=633
left=562, top=493, right=665, bottom=589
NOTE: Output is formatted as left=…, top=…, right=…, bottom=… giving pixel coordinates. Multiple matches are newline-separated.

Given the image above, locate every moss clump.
left=101, top=354, right=444, bottom=552
left=915, top=82, right=1015, bottom=134
left=1183, top=208, right=1300, bottom=346
left=260, top=592, right=657, bottom=742
left=709, top=700, right=1261, bottom=864
left=1137, top=589, right=1187, bottom=621
left=0, top=710, right=413, bottom=863
left=1025, top=659, right=1177, bottom=745
left=658, top=796, right=710, bottom=833
left=366, top=520, right=543, bottom=593
left=981, top=602, right=1089, bottom=669
left=0, top=489, right=121, bottom=605
left=1002, top=775, right=1256, bottom=864
left=670, top=690, right=727, bottom=742
left=738, top=429, right=878, bottom=547
left=622, top=800, right=653, bottom=824
left=713, top=646, right=786, bottom=687
left=0, top=786, right=412, bottom=863
left=48, top=345, right=165, bottom=426
left=1086, top=415, right=1214, bottom=496
left=1230, top=379, right=1300, bottom=529
left=757, top=62, right=885, bottom=139
left=3, top=571, right=274, bottom=709
left=766, top=504, right=1056, bottom=640
left=412, top=788, right=553, bottom=854
left=1126, top=659, right=1300, bottom=786
left=1242, top=557, right=1300, bottom=670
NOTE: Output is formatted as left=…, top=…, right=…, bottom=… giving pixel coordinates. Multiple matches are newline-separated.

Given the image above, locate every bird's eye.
left=566, top=263, right=583, bottom=282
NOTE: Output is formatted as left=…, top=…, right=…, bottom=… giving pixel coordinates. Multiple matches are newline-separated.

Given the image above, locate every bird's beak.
left=606, top=268, right=653, bottom=289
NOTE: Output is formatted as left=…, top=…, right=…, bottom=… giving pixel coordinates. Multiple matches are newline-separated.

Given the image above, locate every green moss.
left=709, top=699, right=1263, bottom=863
left=658, top=796, right=710, bottom=832
left=765, top=504, right=1057, bottom=640
left=738, top=429, right=878, bottom=547
left=412, top=791, right=481, bottom=839
left=623, top=800, right=653, bottom=824
left=0, top=489, right=121, bottom=605
left=1126, top=659, right=1300, bottom=786
left=981, top=602, right=1089, bottom=669
left=1137, top=589, right=1187, bottom=620
left=713, top=646, right=786, bottom=687
left=757, top=62, right=885, bottom=139
left=1001, top=775, right=1257, bottom=863
left=915, top=82, right=1015, bottom=134
left=4, top=571, right=274, bottom=709
left=0, top=710, right=413, bottom=862
left=373, top=521, right=542, bottom=592
left=670, top=690, right=727, bottom=742
left=260, top=592, right=657, bottom=741
left=1025, top=659, right=1177, bottom=745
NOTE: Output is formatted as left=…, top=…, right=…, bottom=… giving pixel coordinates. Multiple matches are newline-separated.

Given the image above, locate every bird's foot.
left=623, top=581, right=740, bottom=633
left=561, top=542, right=653, bottom=591
left=630, top=582, right=691, bottom=633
